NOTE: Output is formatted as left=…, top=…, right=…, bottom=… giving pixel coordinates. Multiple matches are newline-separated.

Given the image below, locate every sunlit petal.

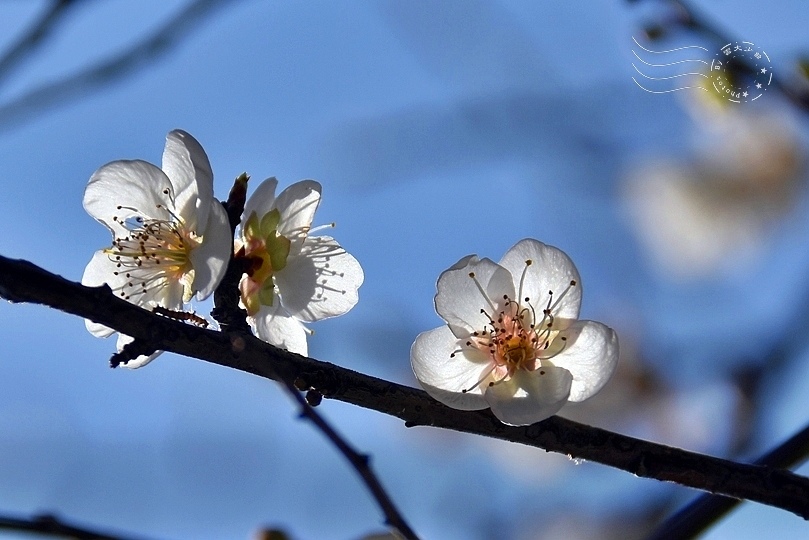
left=484, top=368, right=572, bottom=426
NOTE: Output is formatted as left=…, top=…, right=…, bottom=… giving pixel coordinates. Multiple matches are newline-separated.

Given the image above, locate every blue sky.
left=1, top=1, right=809, bottom=538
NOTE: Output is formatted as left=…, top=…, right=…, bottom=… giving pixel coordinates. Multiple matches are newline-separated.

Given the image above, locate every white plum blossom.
left=237, top=178, right=363, bottom=355
left=411, top=239, right=618, bottom=426
left=82, top=130, right=232, bottom=368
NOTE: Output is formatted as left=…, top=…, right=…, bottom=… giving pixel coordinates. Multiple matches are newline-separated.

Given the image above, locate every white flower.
left=411, top=239, right=619, bottom=426
left=237, top=178, right=363, bottom=355
left=82, top=130, right=232, bottom=368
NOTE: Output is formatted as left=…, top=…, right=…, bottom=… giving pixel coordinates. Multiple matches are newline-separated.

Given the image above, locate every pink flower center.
left=453, top=259, right=577, bottom=394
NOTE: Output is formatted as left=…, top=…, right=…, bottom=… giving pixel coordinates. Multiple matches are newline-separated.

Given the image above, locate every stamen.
left=517, top=259, right=532, bottom=305
left=547, top=280, right=577, bottom=314
left=461, top=365, right=497, bottom=393
left=468, top=272, right=497, bottom=312
left=539, top=336, right=568, bottom=360
left=309, top=222, right=336, bottom=234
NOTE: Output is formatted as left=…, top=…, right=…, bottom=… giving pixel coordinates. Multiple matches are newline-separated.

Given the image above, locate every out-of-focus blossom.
left=625, top=108, right=805, bottom=279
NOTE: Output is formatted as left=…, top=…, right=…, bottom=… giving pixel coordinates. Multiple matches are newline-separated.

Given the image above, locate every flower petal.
left=434, top=256, right=514, bottom=337
left=484, top=367, right=572, bottom=426
left=274, top=180, right=322, bottom=252
left=188, top=200, right=232, bottom=301
left=116, top=334, right=163, bottom=369
left=242, top=177, right=278, bottom=230
left=411, top=326, right=490, bottom=410
left=83, top=160, right=173, bottom=238
left=161, top=130, right=212, bottom=232
left=251, top=300, right=309, bottom=356
left=549, top=320, right=618, bottom=402
left=498, top=239, right=582, bottom=327
left=274, top=235, right=363, bottom=322
left=81, top=250, right=124, bottom=337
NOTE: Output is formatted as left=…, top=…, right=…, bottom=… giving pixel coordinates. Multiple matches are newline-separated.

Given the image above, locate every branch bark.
left=2, top=254, right=809, bottom=519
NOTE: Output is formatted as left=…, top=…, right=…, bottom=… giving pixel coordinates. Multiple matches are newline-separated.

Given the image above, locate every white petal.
left=549, top=320, right=619, bottom=402
left=274, top=235, right=363, bottom=322
left=188, top=200, right=232, bottom=301
left=251, top=301, right=309, bottom=356
left=484, top=367, right=572, bottom=426
left=82, top=250, right=183, bottom=313
left=498, top=239, right=582, bottom=327
left=161, top=130, right=213, bottom=232
left=242, top=177, right=278, bottom=231
left=275, top=180, right=322, bottom=252
left=116, top=334, right=163, bottom=369
left=82, top=250, right=124, bottom=337
left=410, top=326, right=489, bottom=411
left=434, top=256, right=514, bottom=337
left=147, top=275, right=185, bottom=311
left=83, top=160, right=173, bottom=237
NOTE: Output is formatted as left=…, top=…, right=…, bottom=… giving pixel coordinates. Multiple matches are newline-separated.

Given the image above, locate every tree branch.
left=0, top=511, right=154, bottom=540
left=0, top=0, right=242, bottom=131
left=282, top=379, right=419, bottom=540
left=0, top=0, right=86, bottom=88
left=2, top=254, right=809, bottom=519
left=648, top=422, right=809, bottom=540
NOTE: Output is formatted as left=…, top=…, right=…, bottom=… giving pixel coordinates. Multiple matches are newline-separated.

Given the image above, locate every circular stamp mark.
left=710, top=41, right=772, bottom=103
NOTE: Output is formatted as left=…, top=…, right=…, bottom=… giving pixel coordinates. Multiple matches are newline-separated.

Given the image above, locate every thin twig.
left=281, top=380, right=419, bottom=539
left=0, top=0, right=242, bottom=131
left=211, top=173, right=251, bottom=332
left=206, top=174, right=418, bottom=538
left=1, top=254, right=809, bottom=519
left=647, top=423, right=809, bottom=540
left=0, top=511, right=155, bottom=540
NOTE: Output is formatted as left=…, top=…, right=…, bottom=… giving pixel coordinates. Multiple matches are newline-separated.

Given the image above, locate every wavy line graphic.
left=631, top=36, right=709, bottom=94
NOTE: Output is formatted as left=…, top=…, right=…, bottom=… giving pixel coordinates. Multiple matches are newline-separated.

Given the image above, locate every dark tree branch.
left=282, top=379, right=419, bottom=540
left=203, top=173, right=418, bottom=538
left=0, top=511, right=155, bottom=540
left=211, top=173, right=251, bottom=332
left=648, top=422, right=809, bottom=540
left=2, top=254, right=809, bottom=519
left=0, top=0, right=242, bottom=131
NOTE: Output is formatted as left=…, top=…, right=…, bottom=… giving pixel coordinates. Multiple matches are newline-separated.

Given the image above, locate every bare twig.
left=211, top=174, right=251, bottom=332
left=281, top=381, right=419, bottom=539
left=2, top=254, right=809, bottom=519
left=205, top=173, right=418, bottom=538
left=0, top=0, right=87, bottom=88
left=0, top=0, right=242, bottom=131
left=0, top=511, right=155, bottom=540
left=647, top=422, right=809, bottom=540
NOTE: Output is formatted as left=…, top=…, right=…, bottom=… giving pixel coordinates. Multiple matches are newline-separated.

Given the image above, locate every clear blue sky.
left=1, top=1, right=808, bottom=538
